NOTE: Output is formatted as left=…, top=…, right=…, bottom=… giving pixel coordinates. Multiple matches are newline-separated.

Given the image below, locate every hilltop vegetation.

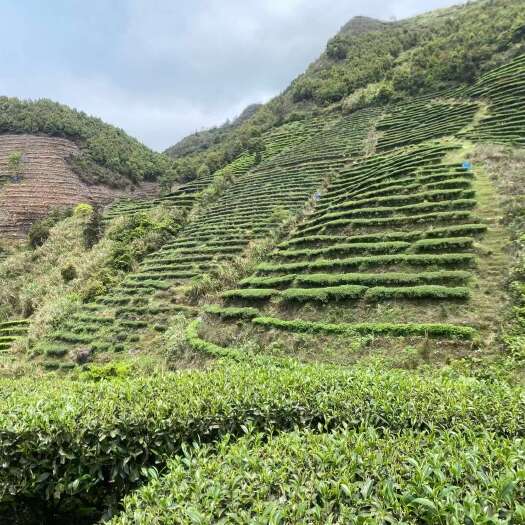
left=290, top=0, right=524, bottom=106
left=1, top=0, right=525, bottom=523
left=0, top=97, right=177, bottom=187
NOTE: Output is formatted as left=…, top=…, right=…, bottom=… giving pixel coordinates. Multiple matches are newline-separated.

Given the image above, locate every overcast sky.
left=0, top=0, right=465, bottom=151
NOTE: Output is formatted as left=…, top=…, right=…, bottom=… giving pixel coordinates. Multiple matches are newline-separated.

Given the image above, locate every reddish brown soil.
left=0, top=134, right=159, bottom=238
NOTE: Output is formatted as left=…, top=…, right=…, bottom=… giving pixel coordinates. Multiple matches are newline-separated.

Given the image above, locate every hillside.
left=0, top=134, right=159, bottom=238
left=161, top=0, right=525, bottom=185
left=1, top=0, right=525, bottom=523
left=0, top=98, right=179, bottom=237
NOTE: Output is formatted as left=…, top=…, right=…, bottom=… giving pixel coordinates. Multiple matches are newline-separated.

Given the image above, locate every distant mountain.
left=0, top=97, right=173, bottom=236
left=0, top=97, right=176, bottom=187
left=164, top=103, right=262, bottom=159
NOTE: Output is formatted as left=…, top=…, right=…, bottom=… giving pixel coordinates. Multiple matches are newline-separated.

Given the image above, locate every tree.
left=292, top=78, right=316, bottom=103
left=7, top=150, right=24, bottom=180
left=196, top=163, right=211, bottom=179
left=326, top=37, right=348, bottom=60
left=248, top=138, right=265, bottom=165
left=176, top=159, right=198, bottom=182
left=83, top=206, right=103, bottom=249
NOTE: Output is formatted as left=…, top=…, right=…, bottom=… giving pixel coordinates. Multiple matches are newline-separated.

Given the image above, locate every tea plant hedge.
left=1, top=361, right=523, bottom=511
left=112, top=427, right=525, bottom=524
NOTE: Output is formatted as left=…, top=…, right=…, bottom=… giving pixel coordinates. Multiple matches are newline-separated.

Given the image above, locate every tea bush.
left=113, top=427, right=525, bottom=524
left=0, top=360, right=523, bottom=513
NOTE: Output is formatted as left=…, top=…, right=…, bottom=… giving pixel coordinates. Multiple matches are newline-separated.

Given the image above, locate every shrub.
left=257, top=253, right=476, bottom=274
left=204, top=305, right=261, bottom=320
left=239, top=275, right=296, bottom=288
left=276, top=241, right=411, bottom=259
left=251, top=316, right=477, bottom=340
left=79, top=362, right=132, bottom=382
left=7, top=151, right=23, bottom=178
left=106, top=207, right=183, bottom=272
left=412, top=236, right=474, bottom=252
left=113, top=428, right=525, bottom=524
left=221, top=288, right=278, bottom=300
left=280, top=285, right=366, bottom=302
left=27, top=207, right=72, bottom=248
left=291, top=77, right=317, bottom=102
left=0, top=360, right=522, bottom=514
left=83, top=207, right=103, bottom=249
left=269, top=206, right=292, bottom=225
left=364, top=285, right=471, bottom=301
left=294, top=271, right=471, bottom=287
left=73, top=203, right=93, bottom=217
left=342, top=80, right=394, bottom=113
left=326, top=37, right=348, bottom=60
left=60, top=264, right=77, bottom=283
left=196, top=163, right=211, bottom=179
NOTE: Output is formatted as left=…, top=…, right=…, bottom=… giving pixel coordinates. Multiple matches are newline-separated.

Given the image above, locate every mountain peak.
left=339, top=15, right=388, bottom=37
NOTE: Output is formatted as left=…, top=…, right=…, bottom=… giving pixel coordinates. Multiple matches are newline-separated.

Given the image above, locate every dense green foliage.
left=114, top=428, right=525, bottom=524
left=105, top=208, right=183, bottom=273
left=0, top=360, right=523, bottom=515
left=203, top=305, right=261, bottom=320
left=290, top=0, right=525, bottom=106
left=0, top=97, right=176, bottom=186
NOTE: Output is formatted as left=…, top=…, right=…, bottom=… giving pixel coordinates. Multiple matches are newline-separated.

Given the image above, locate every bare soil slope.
left=0, top=134, right=158, bottom=238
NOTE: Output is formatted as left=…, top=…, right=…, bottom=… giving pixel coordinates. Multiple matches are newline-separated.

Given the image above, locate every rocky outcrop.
left=0, top=134, right=159, bottom=238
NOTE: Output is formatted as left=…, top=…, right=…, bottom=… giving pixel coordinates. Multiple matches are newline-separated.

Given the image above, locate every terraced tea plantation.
left=34, top=110, right=378, bottom=367
left=206, top=141, right=489, bottom=353
left=376, top=98, right=479, bottom=151
left=465, top=54, right=525, bottom=146
left=0, top=320, right=28, bottom=353
left=1, top=9, right=525, bottom=523
left=103, top=172, right=214, bottom=223
left=198, top=57, right=525, bottom=360
left=103, top=116, right=329, bottom=223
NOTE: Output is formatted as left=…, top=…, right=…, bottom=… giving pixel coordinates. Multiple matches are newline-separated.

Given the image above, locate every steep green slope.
left=289, top=0, right=524, bottom=106
left=197, top=54, right=525, bottom=366
left=5, top=52, right=525, bottom=370
left=30, top=111, right=374, bottom=367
